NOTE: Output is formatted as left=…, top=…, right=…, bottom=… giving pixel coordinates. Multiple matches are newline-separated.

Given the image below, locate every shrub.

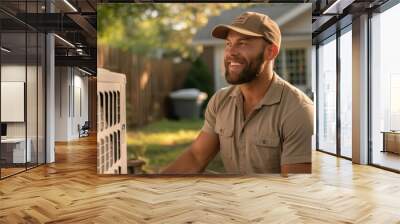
left=183, top=58, right=214, bottom=114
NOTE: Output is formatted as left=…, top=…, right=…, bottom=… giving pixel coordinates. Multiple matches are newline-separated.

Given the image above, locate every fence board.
left=98, top=45, right=191, bottom=129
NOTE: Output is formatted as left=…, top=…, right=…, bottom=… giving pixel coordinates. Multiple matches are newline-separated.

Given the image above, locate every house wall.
left=278, top=41, right=312, bottom=94
left=209, top=9, right=313, bottom=92
left=213, top=45, right=228, bottom=91
left=280, top=10, right=311, bottom=36
left=212, top=43, right=312, bottom=93
left=280, top=10, right=312, bottom=94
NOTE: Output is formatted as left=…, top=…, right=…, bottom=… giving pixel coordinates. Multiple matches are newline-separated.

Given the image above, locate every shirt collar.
left=228, top=72, right=284, bottom=106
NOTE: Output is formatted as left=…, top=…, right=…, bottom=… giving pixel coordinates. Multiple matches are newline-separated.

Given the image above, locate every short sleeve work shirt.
left=202, top=73, right=314, bottom=174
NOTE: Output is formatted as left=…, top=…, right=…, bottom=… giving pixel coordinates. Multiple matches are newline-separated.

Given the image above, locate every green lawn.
left=127, top=119, right=225, bottom=174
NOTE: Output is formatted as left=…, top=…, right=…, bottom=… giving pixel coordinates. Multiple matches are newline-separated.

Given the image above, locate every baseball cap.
left=211, top=11, right=281, bottom=49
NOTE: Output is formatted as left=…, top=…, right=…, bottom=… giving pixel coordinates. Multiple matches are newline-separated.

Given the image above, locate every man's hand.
left=161, top=131, right=220, bottom=174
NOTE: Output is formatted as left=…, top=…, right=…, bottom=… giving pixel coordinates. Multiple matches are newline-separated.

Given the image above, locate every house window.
left=286, top=49, right=306, bottom=85
left=274, top=52, right=283, bottom=75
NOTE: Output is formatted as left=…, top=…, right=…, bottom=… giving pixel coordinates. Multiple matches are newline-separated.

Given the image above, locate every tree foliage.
left=183, top=57, right=213, bottom=97
left=98, top=3, right=245, bottom=59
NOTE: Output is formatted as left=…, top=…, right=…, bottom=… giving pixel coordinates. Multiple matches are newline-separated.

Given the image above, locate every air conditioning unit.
left=97, top=68, right=127, bottom=174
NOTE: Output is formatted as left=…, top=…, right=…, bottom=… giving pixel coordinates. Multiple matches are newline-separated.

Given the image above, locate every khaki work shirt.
left=202, top=73, right=314, bottom=174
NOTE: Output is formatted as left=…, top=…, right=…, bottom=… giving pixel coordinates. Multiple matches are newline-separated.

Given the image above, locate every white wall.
left=55, top=66, right=68, bottom=141
left=1, top=65, right=26, bottom=81
left=1, top=65, right=26, bottom=140
left=55, top=67, right=89, bottom=141
left=1, top=65, right=33, bottom=138
left=75, top=73, right=89, bottom=128
left=1, top=63, right=46, bottom=164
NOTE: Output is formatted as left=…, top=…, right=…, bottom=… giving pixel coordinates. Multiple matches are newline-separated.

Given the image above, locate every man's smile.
left=229, top=61, right=244, bottom=72
left=226, top=58, right=247, bottom=73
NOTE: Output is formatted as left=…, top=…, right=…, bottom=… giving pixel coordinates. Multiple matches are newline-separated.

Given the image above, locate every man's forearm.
left=161, top=131, right=220, bottom=174
left=161, top=148, right=205, bottom=174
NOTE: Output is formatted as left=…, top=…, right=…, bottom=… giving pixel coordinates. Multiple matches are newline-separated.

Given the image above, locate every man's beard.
left=224, top=51, right=265, bottom=85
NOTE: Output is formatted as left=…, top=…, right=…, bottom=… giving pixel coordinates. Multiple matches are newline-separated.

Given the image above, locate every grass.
left=127, top=119, right=225, bottom=174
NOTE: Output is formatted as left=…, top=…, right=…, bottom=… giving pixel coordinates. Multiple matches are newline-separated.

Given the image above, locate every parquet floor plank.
left=1, top=135, right=400, bottom=223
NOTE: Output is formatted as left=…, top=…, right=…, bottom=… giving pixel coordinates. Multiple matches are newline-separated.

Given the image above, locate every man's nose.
left=225, top=45, right=239, bottom=57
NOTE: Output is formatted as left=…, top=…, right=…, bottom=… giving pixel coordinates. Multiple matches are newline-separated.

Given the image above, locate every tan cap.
left=212, top=11, right=281, bottom=49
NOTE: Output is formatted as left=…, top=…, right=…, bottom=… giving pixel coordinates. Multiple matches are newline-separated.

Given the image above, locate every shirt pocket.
left=215, top=122, right=235, bottom=169
left=215, top=122, right=234, bottom=138
left=255, top=136, right=281, bottom=148
left=249, top=135, right=282, bottom=172
left=215, top=123, right=234, bottom=151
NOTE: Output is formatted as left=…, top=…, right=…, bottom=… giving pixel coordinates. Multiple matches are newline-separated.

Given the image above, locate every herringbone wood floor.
left=1, top=135, right=400, bottom=223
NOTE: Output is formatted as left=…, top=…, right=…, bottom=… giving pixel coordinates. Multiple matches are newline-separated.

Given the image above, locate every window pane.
left=37, top=32, right=45, bottom=165
left=1, top=21, right=28, bottom=177
left=27, top=30, right=38, bottom=169
left=371, top=4, right=400, bottom=171
left=340, top=29, right=352, bottom=158
left=317, top=37, right=337, bottom=154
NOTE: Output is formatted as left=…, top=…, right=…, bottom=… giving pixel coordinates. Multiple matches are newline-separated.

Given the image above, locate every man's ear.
left=263, top=44, right=279, bottom=61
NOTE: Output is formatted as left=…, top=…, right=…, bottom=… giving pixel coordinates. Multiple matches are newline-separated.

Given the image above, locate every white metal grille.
left=97, top=68, right=127, bottom=174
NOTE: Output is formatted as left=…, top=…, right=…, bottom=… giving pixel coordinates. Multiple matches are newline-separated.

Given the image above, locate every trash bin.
left=169, top=88, right=208, bottom=119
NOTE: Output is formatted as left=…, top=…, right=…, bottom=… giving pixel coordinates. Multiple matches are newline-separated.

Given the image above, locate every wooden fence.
left=98, top=46, right=191, bottom=129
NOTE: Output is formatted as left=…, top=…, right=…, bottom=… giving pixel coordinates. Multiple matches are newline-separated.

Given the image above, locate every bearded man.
left=163, top=11, right=314, bottom=176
